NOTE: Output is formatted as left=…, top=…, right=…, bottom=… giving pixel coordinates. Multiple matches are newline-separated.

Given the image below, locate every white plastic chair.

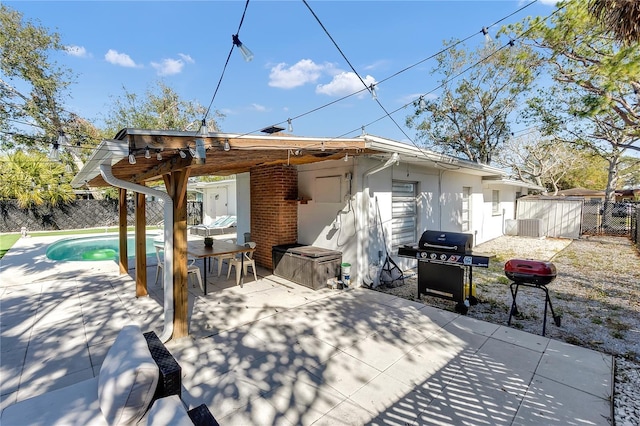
left=209, top=239, right=237, bottom=277
left=154, top=245, right=203, bottom=292
left=227, top=242, right=257, bottom=285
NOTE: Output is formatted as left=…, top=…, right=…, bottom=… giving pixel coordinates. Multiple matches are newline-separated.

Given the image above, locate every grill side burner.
left=398, top=230, right=490, bottom=314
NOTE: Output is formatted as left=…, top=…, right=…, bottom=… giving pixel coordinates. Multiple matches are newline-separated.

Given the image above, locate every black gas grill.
left=398, top=230, right=490, bottom=313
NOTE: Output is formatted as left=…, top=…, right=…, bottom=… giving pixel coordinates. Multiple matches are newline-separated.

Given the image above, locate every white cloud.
left=251, top=103, right=268, bottom=112
left=316, top=72, right=376, bottom=97
left=537, top=0, right=559, bottom=5
left=178, top=53, right=194, bottom=63
left=363, top=60, right=389, bottom=71
left=268, top=59, right=327, bottom=89
left=105, top=49, right=139, bottom=68
left=65, top=45, right=88, bottom=58
left=151, top=58, right=185, bottom=76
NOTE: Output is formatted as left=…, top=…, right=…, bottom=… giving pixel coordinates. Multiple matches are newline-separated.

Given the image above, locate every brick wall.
left=250, top=164, right=298, bottom=269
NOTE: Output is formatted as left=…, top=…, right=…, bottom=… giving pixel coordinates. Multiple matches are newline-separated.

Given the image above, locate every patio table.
left=187, top=240, right=255, bottom=294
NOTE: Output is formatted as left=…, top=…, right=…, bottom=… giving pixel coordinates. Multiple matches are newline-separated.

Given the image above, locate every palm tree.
left=589, top=0, right=640, bottom=45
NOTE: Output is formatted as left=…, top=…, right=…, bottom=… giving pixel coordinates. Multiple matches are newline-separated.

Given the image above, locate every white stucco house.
left=191, top=179, right=237, bottom=225
left=233, top=135, right=542, bottom=287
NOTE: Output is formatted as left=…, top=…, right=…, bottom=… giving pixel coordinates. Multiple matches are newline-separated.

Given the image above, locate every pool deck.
left=1, top=233, right=615, bottom=425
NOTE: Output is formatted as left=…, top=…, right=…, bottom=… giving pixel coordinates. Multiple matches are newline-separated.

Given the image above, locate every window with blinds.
left=392, top=181, right=417, bottom=247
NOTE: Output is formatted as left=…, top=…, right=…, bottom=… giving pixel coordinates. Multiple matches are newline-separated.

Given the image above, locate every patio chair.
left=227, top=242, right=257, bottom=285
left=155, top=245, right=203, bottom=292
left=209, top=239, right=237, bottom=277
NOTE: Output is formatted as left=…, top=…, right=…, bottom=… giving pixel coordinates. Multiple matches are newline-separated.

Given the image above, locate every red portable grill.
left=505, top=259, right=561, bottom=336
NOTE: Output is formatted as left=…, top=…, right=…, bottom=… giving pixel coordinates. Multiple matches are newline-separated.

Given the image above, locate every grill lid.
left=419, top=231, right=473, bottom=253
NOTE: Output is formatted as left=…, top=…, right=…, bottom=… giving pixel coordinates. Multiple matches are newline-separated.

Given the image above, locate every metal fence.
left=0, top=199, right=203, bottom=233
left=582, top=201, right=638, bottom=237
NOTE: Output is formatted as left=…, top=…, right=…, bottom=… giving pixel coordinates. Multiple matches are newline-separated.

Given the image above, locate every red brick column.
left=250, top=164, right=298, bottom=269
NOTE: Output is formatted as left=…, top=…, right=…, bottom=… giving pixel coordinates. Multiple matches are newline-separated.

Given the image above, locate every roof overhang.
left=482, top=176, right=546, bottom=191
left=72, top=129, right=523, bottom=189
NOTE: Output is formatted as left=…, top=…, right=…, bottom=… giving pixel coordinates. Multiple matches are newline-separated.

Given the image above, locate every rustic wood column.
left=118, top=188, right=128, bottom=275
left=164, top=169, right=190, bottom=338
left=135, top=190, right=148, bottom=297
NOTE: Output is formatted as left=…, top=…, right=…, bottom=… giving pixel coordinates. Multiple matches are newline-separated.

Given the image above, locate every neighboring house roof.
left=71, top=129, right=531, bottom=189
left=557, top=187, right=605, bottom=197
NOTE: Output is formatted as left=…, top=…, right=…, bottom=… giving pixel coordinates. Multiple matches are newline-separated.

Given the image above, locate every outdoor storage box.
left=504, top=258, right=557, bottom=286
left=272, top=244, right=342, bottom=290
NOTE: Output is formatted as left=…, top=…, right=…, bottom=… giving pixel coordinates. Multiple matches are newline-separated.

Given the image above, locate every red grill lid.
left=504, top=259, right=557, bottom=285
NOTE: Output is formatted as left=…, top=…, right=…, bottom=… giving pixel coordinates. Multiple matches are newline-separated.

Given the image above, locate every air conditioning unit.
left=517, top=219, right=544, bottom=238
left=505, top=219, right=518, bottom=236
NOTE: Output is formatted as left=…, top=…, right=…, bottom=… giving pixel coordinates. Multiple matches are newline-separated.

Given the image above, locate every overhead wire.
left=201, top=0, right=251, bottom=123
left=231, top=0, right=544, bottom=143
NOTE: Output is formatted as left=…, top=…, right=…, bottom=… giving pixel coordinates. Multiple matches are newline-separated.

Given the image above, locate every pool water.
left=46, top=234, right=162, bottom=261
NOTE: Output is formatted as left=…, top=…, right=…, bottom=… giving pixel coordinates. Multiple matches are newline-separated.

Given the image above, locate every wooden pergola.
left=72, top=128, right=381, bottom=340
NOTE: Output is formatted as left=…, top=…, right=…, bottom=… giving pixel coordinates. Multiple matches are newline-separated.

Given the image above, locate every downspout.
left=361, top=153, right=400, bottom=287
left=100, top=162, right=175, bottom=342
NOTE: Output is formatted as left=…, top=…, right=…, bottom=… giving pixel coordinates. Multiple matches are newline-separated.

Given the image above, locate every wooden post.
left=118, top=188, right=128, bottom=275
left=135, top=191, right=148, bottom=297
left=164, top=169, right=190, bottom=338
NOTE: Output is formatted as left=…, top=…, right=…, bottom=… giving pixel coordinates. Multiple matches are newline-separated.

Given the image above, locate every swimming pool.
left=46, top=234, right=162, bottom=261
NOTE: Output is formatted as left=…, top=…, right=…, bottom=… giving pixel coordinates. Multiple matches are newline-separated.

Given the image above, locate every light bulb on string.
left=369, top=83, right=378, bottom=100
left=223, top=139, right=231, bottom=152
left=344, top=153, right=349, bottom=162
left=287, top=118, right=293, bottom=133
left=144, top=146, right=151, bottom=159
left=128, top=150, right=136, bottom=164
left=188, top=145, right=196, bottom=157
left=156, top=149, right=163, bottom=161
left=419, top=96, right=427, bottom=109
left=232, top=34, right=254, bottom=62
left=481, top=27, right=492, bottom=42
left=179, top=150, right=187, bottom=159
left=48, top=142, right=60, bottom=161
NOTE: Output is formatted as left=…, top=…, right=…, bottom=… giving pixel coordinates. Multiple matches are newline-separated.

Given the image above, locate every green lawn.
left=0, top=227, right=159, bottom=259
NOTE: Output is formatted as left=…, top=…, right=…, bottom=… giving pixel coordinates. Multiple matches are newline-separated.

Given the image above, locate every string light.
left=369, top=83, right=378, bottom=100
left=49, top=140, right=60, bottom=161
left=287, top=118, right=293, bottom=133
left=344, top=153, right=349, bottom=162
left=128, top=149, right=136, bottom=164
left=156, top=149, right=163, bottom=161
left=232, top=34, right=254, bottom=62
left=144, top=146, right=151, bottom=159
left=223, top=139, right=231, bottom=151
left=419, top=96, right=427, bottom=109
left=179, top=150, right=187, bottom=159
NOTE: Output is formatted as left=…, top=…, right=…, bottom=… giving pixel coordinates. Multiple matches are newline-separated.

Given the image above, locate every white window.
left=462, top=187, right=471, bottom=232
left=392, top=181, right=417, bottom=247
left=492, top=190, right=500, bottom=215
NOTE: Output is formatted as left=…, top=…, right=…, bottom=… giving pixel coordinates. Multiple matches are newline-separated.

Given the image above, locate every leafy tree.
left=589, top=0, right=640, bottom=46
left=102, top=82, right=224, bottom=137
left=0, top=4, right=74, bottom=149
left=406, top=39, right=539, bottom=164
left=496, top=130, right=591, bottom=195
left=0, top=150, right=74, bottom=207
left=504, top=0, right=640, bottom=210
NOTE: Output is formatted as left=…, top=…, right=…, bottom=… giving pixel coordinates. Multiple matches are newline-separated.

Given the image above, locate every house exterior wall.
left=250, top=164, right=298, bottom=269
left=200, top=180, right=236, bottom=225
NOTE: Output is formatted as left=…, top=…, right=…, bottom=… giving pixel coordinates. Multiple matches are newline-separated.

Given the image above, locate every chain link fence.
left=0, top=200, right=203, bottom=233
left=582, top=201, right=638, bottom=236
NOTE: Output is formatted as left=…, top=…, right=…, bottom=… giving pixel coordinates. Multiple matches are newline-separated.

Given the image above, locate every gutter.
left=99, top=162, right=175, bottom=342
left=363, top=153, right=400, bottom=196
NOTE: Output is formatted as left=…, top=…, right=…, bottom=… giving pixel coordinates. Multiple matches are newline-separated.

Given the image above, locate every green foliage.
left=102, top=82, right=224, bottom=136
left=0, top=150, right=74, bottom=207
left=406, top=39, right=539, bottom=164
left=502, top=0, right=640, bottom=202
left=0, top=4, right=74, bottom=149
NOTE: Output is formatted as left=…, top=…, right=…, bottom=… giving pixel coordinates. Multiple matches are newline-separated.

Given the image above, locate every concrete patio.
left=1, top=234, right=614, bottom=425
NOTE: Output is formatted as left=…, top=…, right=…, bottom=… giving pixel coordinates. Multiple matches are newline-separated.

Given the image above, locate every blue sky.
left=8, top=0, right=558, bottom=143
